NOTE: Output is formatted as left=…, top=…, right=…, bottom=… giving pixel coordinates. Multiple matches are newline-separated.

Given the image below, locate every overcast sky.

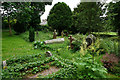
left=40, top=0, right=112, bottom=21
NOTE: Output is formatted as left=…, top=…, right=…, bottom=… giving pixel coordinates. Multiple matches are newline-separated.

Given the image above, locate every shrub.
left=72, top=34, right=86, bottom=52
left=72, top=40, right=82, bottom=52
left=112, top=65, right=120, bottom=76
left=75, top=55, right=107, bottom=79
left=99, top=39, right=119, bottom=56
left=101, top=53, right=119, bottom=72
left=29, top=27, right=35, bottom=42
left=34, top=41, right=50, bottom=50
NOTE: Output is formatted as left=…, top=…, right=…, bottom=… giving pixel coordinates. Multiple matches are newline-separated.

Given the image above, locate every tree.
left=29, top=2, right=52, bottom=30
left=72, top=2, right=104, bottom=34
left=107, top=1, right=120, bottom=36
left=2, top=2, right=52, bottom=34
left=47, top=2, right=72, bottom=35
left=2, top=2, right=16, bottom=35
left=13, top=2, right=31, bottom=34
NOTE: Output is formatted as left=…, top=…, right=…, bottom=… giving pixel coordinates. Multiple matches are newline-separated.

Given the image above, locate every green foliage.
left=29, top=27, right=35, bottom=42
left=2, top=2, right=52, bottom=34
left=75, top=55, right=107, bottom=79
left=99, top=39, right=119, bottom=56
left=72, top=2, right=104, bottom=34
left=107, top=1, right=120, bottom=36
left=2, top=30, right=120, bottom=78
left=72, top=34, right=86, bottom=52
left=34, top=41, right=50, bottom=50
left=44, top=55, right=107, bottom=79
left=2, top=55, right=55, bottom=78
left=36, top=25, right=49, bottom=32
left=47, top=2, right=72, bottom=35
left=13, top=21, right=27, bottom=34
left=112, top=65, right=120, bottom=76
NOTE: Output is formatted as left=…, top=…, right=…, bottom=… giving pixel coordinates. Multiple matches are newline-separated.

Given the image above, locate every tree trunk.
left=8, top=16, right=12, bottom=35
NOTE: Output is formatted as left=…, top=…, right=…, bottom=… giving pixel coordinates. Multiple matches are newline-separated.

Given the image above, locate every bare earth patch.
left=28, top=66, right=60, bottom=78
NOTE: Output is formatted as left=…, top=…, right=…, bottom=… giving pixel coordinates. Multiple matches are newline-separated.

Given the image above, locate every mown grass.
left=2, top=30, right=43, bottom=60
left=2, top=30, right=72, bottom=60
left=92, top=32, right=118, bottom=35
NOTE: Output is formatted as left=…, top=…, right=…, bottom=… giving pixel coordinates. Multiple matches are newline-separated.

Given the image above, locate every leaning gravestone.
left=46, top=51, right=52, bottom=57
left=86, top=34, right=96, bottom=47
left=44, top=38, right=64, bottom=44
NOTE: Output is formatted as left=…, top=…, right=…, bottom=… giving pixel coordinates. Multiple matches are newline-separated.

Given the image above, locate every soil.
left=28, top=66, right=60, bottom=78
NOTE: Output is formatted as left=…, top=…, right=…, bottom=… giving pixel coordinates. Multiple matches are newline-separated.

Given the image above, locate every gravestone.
left=61, top=31, right=64, bottom=38
left=46, top=51, right=52, bottom=57
left=2, top=60, right=7, bottom=69
left=68, top=35, right=74, bottom=49
left=53, top=30, right=57, bottom=39
left=44, top=38, right=64, bottom=44
left=86, top=34, right=96, bottom=47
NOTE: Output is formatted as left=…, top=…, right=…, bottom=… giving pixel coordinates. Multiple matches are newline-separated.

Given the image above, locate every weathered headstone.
left=68, top=35, right=74, bottom=49
left=61, top=31, right=64, bottom=38
left=2, top=60, right=7, bottom=69
left=86, top=34, right=96, bottom=47
left=44, top=38, right=64, bottom=44
left=46, top=51, right=52, bottom=57
left=53, top=30, right=57, bottom=39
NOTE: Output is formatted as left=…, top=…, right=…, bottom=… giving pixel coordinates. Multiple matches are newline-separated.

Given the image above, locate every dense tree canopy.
left=107, top=1, right=120, bottom=36
left=2, top=2, right=52, bottom=34
left=47, top=2, right=72, bottom=35
left=72, top=2, right=104, bottom=34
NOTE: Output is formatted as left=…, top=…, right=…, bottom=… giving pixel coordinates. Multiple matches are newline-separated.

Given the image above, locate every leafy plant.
left=87, top=38, right=104, bottom=63
left=34, top=41, right=50, bottom=50
left=99, top=39, right=119, bottom=56
left=44, top=54, right=107, bottom=79
left=72, top=34, right=86, bottom=52
left=112, top=65, right=120, bottom=76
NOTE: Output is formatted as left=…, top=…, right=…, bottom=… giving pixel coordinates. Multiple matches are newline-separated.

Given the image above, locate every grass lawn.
left=92, top=32, right=118, bottom=35
left=2, top=30, right=70, bottom=60
left=2, top=30, right=41, bottom=60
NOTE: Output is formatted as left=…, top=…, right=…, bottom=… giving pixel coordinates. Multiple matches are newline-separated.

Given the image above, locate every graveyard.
left=1, top=1, right=120, bottom=79
left=2, top=29, right=120, bottom=78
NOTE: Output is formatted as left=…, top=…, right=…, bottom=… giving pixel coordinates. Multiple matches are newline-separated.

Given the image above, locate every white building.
left=40, top=19, right=47, bottom=25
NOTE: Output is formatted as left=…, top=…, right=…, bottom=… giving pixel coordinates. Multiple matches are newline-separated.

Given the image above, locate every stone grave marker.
left=44, top=38, right=64, bottom=44
left=68, top=35, right=74, bottom=49
left=86, top=34, right=96, bottom=47
left=53, top=30, right=57, bottom=39
left=46, top=51, right=52, bottom=57
left=61, top=31, right=64, bottom=38
left=2, top=60, right=7, bottom=69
